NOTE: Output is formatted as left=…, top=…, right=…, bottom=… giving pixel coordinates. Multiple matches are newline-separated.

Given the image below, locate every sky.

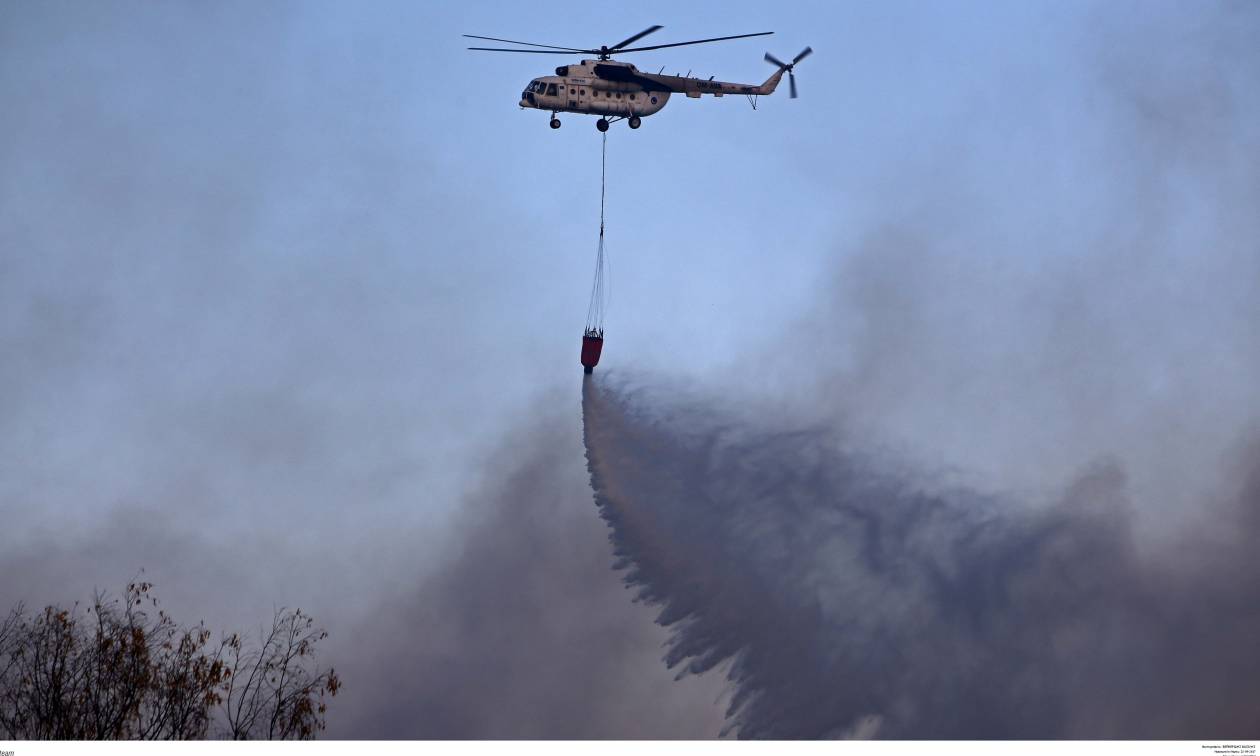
left=1, top=0, right=1257, bottom=739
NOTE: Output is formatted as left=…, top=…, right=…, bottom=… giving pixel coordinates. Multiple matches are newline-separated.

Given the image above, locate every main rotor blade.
left=793, top=46, right=813, bottom=64
left=467, top=47, right=592, bottom=54
left=789, top=71, right=797, bottom=98
left=618, top=31, right=773, bottom=54
left=462, top=34, right=586, bottom=52
left=610, top=25, right=663, bottom=51
left=764, top=52, right=788, bottom=68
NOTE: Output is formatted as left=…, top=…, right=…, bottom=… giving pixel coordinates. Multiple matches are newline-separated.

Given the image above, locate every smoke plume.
left=330, top=395, right=728, bottom=738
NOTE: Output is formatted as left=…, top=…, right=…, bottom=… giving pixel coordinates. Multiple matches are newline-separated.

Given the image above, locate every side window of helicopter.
left=546, top=83, right=558, bottom=96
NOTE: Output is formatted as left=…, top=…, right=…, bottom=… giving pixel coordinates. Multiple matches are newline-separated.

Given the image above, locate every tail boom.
left=638, top=71, right=777, bottom=98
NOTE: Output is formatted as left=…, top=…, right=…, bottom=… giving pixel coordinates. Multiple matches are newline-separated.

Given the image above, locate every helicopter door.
left=566, top=84, right=578, bottom=111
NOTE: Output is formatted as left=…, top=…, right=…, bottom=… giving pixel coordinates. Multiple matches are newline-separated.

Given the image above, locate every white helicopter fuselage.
left=519, top=59, right=784, bottom=121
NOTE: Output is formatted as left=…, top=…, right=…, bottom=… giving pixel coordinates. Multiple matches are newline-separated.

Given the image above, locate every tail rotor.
left=764, top=46, right=812, bottom=98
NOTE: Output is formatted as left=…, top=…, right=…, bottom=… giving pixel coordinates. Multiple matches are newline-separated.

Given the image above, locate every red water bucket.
left=581, top=333, right=604, bottom=374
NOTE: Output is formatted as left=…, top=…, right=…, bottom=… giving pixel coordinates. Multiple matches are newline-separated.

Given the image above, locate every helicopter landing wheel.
left=596, top=118, right=609, bottom=132
left=628, top=116, right=642, bottom=129
left=550, top=117, right=561, bottom=129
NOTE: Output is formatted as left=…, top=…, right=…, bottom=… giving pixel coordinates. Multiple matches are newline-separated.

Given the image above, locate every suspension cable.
left=600, top=130, right=606, bottom=237
left=585, top=132, right=609, bottom=335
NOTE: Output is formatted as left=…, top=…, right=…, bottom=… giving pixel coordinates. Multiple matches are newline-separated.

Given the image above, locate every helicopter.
left=465, top=26, right=812, bottom=131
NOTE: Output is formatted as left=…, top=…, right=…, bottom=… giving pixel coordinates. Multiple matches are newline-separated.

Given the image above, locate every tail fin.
left=757, top=66, right=786, bottom=95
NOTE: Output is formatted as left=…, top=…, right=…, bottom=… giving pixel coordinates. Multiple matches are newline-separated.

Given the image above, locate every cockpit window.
left=546, top=83, right=558, bottom=96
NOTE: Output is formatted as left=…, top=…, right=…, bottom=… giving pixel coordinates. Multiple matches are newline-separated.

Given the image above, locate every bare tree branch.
left=0, top=581, right=339, bottom=740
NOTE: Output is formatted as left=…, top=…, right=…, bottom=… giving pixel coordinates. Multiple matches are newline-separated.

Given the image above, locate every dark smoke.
left=583, top=375, right=1260, bottom=738
left=331, top=397, right=727, bottom=738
